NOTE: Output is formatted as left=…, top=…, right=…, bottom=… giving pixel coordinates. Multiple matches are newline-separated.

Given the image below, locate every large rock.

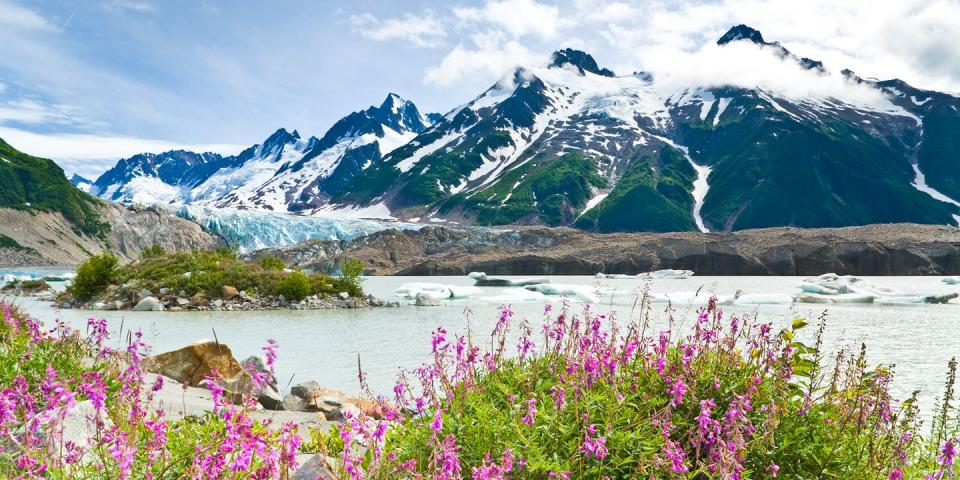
left=292, top=454, right=337, bottom=480
left=222, top=285, right=239, bottom=300
left=133, top=296, right=163, bottom=311
left=144, top=341, right=245, bottom=387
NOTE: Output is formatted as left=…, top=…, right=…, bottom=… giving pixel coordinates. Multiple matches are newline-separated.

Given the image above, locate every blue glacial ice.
left=176, top=206, right=422, bottom=252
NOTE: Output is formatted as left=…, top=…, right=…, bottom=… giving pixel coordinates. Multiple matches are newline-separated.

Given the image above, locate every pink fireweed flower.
left=662, top=440, right=688, bottom=474
left=939, top=438, right=957, bottom=467
left=668, top=378, right=688, bottom=407
left=888, top=468, right=903, bottom=480
left=522, top=397, right=537, bottom=426
left=436, top=434, right=463, bottom=480
left=432, top=326, right=448, bottom=353
left=550, top=385, right=566, bottom=410
left=579, top=425, right=609, bottom=461
left=431, top=408, right=444, bottom=434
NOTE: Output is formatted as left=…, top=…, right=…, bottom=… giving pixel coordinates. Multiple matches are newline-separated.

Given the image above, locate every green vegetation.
left=310, top=304, right=960, bottom=479
left=675, top=95, right=959, bottom=230
left=140, top=244, right=167, bottom=259
left=274, top=270, right=312, bottom=301
left=0, top=138, right=109, bottom=237
left=0, top=233, right=35, bottom=253
left=0, top=279, right=51, bottom=292
left=64, top=249, right=363, bottom=302
left=67, top=253, right=118, bottom=301
left=338, top=258, right=365, bottom=295
left=917, top=107, right=960, bottom=200
left=577, top=146, right=698, bottom=232
left=257, top=254, right=286, bottom=271
left=449, top=152, right=607, bottom=226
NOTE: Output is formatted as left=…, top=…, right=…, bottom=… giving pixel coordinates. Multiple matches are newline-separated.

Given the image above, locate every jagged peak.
left=262, top=128, right=299, bottom=147
left=381, top=92, right=408, bottom=112
left=549, top=48, right=615, bottom=77
left=717, top=24, right=766, bottom=45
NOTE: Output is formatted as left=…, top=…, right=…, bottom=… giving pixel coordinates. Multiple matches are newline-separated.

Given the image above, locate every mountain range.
left=87, top=25, right=960, bottom=232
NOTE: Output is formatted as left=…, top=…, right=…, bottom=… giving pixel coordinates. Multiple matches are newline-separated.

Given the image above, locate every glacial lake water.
left=5, top=273, right=960, bottom=417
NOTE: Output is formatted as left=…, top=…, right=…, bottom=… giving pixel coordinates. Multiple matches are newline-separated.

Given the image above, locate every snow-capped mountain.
left=334, top=25, right=960, bottom=232
left=91, top=94, right=435, bottom=213
left=68, top=174, right=93, bottom=193
left=91, top=26, right=960, bottom=233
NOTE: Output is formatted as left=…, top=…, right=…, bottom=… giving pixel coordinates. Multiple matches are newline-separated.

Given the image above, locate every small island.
left=54, top=246, right=389, bottom=311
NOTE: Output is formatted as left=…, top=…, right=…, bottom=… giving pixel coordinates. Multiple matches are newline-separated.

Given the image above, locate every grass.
left=0, top=138, right=109, bottom=238
left=0, top=233, right=36, bottom=253
left=64, top=248, right=364, bottom=303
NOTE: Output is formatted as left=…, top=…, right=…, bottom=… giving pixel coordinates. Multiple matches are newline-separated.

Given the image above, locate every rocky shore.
left=57, top=284, right=396, bottom=312
left=253, top=223, right=960, bottom=276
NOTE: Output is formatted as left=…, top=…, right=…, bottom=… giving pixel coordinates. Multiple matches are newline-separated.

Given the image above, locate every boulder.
left=159, top=287, right=170, bottom=295
left=338, top=292, right=350, bottom=300
left=281, top=394, right=307, bottom=412
left=133, top=296, right=163, bottom=311
left=257, top=388, right=283, bottom=410
left=290, top=381, right=320, bottom=398
left=221, top=285, right=239, bottom=300
left=292, top=455, right=337, bottom=480
left=144, top=341, right=245, bottom=387
left=176, top=297, right=191, bottom=307
left=138, top=288, right=153, bottom=300
left=190, top=294, right=208, bottom=306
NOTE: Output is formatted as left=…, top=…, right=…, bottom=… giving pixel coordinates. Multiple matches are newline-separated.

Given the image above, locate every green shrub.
left=337, top=258, right=365, bottom=296
left=274, top=270, right=312, bottom=301
left=141, top=244, right=167, bottom=259
left=257, top=255, right=286, bottom=271
left=68, top=253, right=118, bottom=301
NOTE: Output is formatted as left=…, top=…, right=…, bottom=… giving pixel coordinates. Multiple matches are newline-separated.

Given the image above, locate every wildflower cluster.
left=315, top=299, right=960, bottom=479
left=0, top=302, right=300, bottom=478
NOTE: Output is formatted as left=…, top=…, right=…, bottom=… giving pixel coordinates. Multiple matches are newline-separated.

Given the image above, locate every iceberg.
left=394, top=283, right=483, bottom=300
left=796, top=293, right=876, bottom=304
left=595, top=269, right=694, bottom=280
left=523, top=284, right=599, bottom=303
left=944, top=277, right=960, bottom=285
left=797, top=273, right=900, bottom=297
left=177, top=205, right=420, bottom=253
left=468, top=272, right=551, bottom=287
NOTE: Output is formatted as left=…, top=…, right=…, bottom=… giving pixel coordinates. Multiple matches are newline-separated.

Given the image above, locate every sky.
left=1, top=0, right=958, bottom=179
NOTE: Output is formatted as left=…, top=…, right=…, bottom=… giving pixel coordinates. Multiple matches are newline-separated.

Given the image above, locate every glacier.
left=176, top=206, right=420, bottom=253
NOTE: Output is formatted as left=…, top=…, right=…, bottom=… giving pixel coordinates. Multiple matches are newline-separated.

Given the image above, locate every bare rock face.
left=144, top=341, right=246, bottom=387
left=254, top=224, right=960, bottom=276
left=0, top=202, right=223, bottom=267
left=104, top=203, right=223, bottom=261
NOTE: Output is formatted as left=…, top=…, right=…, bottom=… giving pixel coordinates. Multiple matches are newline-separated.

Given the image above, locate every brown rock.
left=221, top=285, right=239, bottom=300
left=144, top=341, right=245, bottom=387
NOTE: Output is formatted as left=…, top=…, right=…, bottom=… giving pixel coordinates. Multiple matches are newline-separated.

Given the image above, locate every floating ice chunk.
left=469, top=272, right=551, bottom=287
left=734, top=293, right=795, bottom=305
left=944, top=277, right=960, bottom=285
left=595, top=269, right=694, bottom=280
left=873, top=293, right=958, bottom=304
left=478, top=288, right=548, bottom=303
left=798, top=274, right=901, bottom=297
left=394, top=283, right=483, bottom=300
left=796, top=293, right=876, bottom=304
left=523, top=284, right=599, bottom=303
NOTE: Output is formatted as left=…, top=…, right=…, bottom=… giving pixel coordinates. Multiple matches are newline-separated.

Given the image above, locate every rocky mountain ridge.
left=253, top=224, right=960, bottom=276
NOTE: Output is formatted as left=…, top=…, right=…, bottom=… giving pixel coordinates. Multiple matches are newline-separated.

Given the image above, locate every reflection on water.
left=6, top=274, right=960, bottom=416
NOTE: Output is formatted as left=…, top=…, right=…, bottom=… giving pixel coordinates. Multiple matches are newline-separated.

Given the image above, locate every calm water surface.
left=5, top=274, right=960, bottom=416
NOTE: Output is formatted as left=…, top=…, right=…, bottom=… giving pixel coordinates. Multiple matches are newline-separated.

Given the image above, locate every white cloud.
left=0, top=97, right=89, bottom=126
left=0, top=126, right=246, bottom=178
left=424, top=38, right=542, bottom=88
left=0, top=0, right=57, bottom=31
left=351, top=11, right=446, bottom=48
left=454, top=0, right=566, bottom=39
left=100, top=0, right=158, bottom=14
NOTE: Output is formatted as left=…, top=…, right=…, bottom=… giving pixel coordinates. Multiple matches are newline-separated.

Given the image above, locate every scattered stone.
left=138, top=288, right=153, bottom=300
left=133, top=296, right=163, bottom=312
left=338, top=292, right=350, bottom=300
left=92, top=301, right=105, bottom=310
left=159, top=287, right=170, bottom=295
left=176, top=297, right=191, bottom=306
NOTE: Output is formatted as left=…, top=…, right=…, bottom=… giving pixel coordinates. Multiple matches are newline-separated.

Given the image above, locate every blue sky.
left=1, top=0, right=958, bottom=178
